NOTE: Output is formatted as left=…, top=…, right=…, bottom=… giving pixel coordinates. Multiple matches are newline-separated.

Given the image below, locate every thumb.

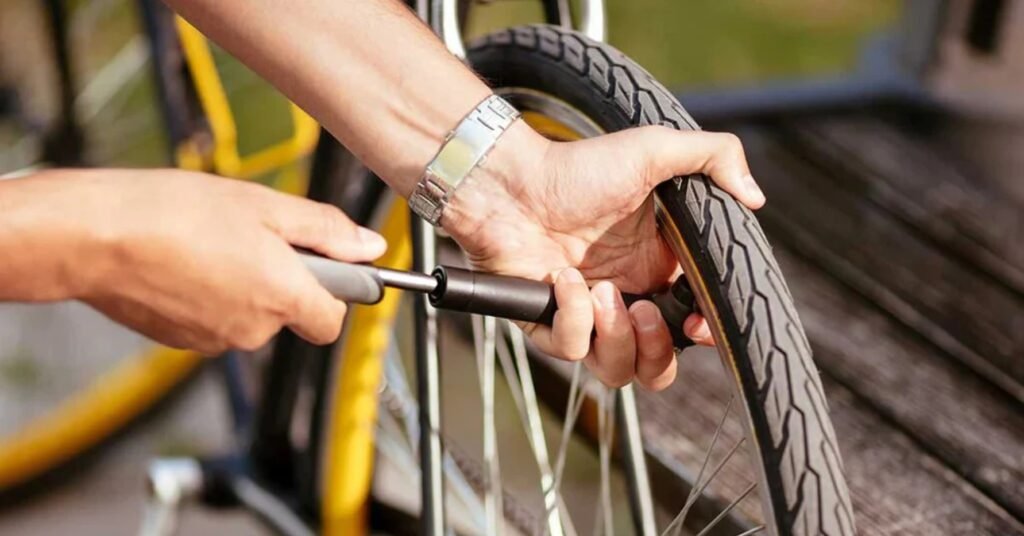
left=257, top=189, right=387, bottom=261
left=633, top=126, right=765, bottom=209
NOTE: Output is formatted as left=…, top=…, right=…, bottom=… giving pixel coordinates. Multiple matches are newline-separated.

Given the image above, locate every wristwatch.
left=409, top=94, right=520, bottom=225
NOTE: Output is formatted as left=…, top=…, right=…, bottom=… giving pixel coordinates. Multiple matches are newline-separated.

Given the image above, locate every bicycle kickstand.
left=138, top=458, right=204, bottom=536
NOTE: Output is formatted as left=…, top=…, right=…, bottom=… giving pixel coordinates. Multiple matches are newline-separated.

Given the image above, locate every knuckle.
left=558, top=339, right=590, bottom=361
left=232, top=329, right=272, bottom=352
left=718, top=131, right=742, bottom=147
left=640, top=372, right=674, bottom=392
left=270, top=280, right=303, bottom=319
left=647, top=124, right=676, bottom=137
left=235, top=179, right=274, bottom=202
left=314, top=321, right=343, bottom=345
left=640, top=333, right=673, bottom=360
left=720, top=133, right=745, bottom=157
left=602, top=315, right=633, bottom=340
left=603, top=372, right=633, bottom=389
left=317, top=203, right=349, bottom=235
left=268, top=265, right=310, bottom=317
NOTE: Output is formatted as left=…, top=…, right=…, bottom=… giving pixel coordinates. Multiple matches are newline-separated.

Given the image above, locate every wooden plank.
left=778, top=115, right=1024, bottom=295
left=632, top=342, right=1024, bottom=535
left=731, top=124, right=1024, bottom=403
left=821, top=376, right=1024, bottom=536
left=525, top=265, right=1024, bottom=533
left=773, top=244, right=1024, bottom=520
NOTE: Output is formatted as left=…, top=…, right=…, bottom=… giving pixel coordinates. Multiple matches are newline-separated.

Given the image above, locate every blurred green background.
left=0, top=0, right=901, bottom=174
left=470, top=0, right=900, bottom=88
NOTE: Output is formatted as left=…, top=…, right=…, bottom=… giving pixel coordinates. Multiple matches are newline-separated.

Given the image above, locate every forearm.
left=0, top=171, right=110, bottom=301
left=164, top=0, right=534, bottom=199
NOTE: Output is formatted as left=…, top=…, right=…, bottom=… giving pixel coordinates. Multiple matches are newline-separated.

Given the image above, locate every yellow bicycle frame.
left=173, top=17, right=319, bottom=192
left=0, top=19, right=324, bottom=494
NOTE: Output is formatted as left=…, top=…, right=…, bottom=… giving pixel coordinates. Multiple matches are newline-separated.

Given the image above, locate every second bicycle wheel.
left=468, top=24, right=855, bottom=536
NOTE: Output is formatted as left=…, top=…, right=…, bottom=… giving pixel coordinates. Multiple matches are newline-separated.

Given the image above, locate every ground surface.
left=0, top=304, right=265, bottom=535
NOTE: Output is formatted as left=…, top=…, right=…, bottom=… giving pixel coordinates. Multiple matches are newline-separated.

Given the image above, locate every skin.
left=0, top=170, right=386, bottom=354
left=0, top=0, right=763, bottom=391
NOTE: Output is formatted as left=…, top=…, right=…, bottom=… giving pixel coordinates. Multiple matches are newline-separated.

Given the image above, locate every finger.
left=256, top=188, right=387, bottom=261
left=634, top=126, right=765, bottom=209
left=283, top=258, right=349, bottom=345
left=585, top=281, right=636, bottom=388
left=683, top=313, right=715, bottom=347
left=529, top=268, right=593, bottom=360
left=629, top=300, right=677, bottom=391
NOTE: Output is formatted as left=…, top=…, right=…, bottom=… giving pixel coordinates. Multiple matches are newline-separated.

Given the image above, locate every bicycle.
left=0, top=1, right=854, bottom=534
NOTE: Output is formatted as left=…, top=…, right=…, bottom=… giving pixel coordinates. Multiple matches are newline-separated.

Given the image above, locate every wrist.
left=441, top=120, right=551, bottom=243
left=0, top=171, right=114, bottom=301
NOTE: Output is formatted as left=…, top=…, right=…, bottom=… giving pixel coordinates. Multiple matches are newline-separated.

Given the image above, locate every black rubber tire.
left=468, top=25, right=855, bottom=536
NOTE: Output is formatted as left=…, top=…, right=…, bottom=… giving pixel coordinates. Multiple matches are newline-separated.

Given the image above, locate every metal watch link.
left=409, top=94, right=520, bottom=225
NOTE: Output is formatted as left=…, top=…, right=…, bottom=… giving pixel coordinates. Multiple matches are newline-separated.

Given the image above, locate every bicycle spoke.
left=477, top=315, right=504, bottom=535
left=736, top=525, right=765, bottom=536
left=539, top=362, right=588, bottom=536
left=594, top=388, right=616, bottom=536
left=618, top=385, right=658, bottom=536
left=551, top=363, right=588, bottom=500
left=381, top=341, right=486, bottom=530
left=499, top=322, right=573, bottom=536
left=384, top=342, right=419, bottom=448
left=663, top=397, right=735, bottom=536
left=671, top=436, right=747, bottom=536
left=694, top=482, right=756, bottom=536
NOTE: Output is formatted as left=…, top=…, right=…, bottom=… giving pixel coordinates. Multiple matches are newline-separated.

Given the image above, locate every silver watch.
left=409, top=94, right=520, bottom=225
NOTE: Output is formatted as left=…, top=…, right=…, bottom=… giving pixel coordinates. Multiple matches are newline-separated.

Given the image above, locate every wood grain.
left=733, top=124, right=1024, bottom=403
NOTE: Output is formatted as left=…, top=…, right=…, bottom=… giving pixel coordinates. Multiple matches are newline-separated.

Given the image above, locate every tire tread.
left=472, top=25, right=855, bottom=535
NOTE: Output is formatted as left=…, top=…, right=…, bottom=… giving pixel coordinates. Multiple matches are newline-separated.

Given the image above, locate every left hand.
left=442, top=122, right=764, bottom=391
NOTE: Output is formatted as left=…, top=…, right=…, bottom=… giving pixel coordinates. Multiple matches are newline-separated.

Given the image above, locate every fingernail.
left=594, top=281, right=618, bottom=310
left=694, top=320, right=711, bottom=340
left=631, top=302, right=661, bottom=332
left=561, top=268, right=585, bottom=284
left=357, top=227, right=387, bottom=250
left=743, top=174, right=765, bottom=204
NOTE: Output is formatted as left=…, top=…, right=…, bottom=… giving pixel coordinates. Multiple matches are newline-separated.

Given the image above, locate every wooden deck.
left=664, top=106, right=1024, bottom=534
left=522, top=105, right=1024, bottom=535
left=516, top=102, right=1024, bottom=535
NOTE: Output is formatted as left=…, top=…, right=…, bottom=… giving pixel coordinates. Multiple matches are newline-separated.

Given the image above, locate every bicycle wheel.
left=462, top=24, right=855, bottom=536
left=0, top=1, right=318, bottom=502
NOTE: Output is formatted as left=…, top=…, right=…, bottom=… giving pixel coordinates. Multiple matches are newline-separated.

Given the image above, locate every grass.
left=469, top=0, right=901, bottom=88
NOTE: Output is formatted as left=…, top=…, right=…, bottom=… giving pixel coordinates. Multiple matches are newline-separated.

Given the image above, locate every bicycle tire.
left=468, top=24, right=855, bottom=536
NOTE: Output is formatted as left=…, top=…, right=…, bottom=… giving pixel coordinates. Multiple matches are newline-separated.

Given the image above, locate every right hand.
left=33, top=169, right=386, bottom=354
left=444, top=124, right=763, bottom=391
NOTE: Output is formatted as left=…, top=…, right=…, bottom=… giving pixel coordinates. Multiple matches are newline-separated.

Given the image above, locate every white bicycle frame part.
left=419, top=0, right=607, bottom=59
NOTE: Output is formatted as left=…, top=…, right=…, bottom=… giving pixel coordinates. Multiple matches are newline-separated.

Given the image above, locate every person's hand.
left=14, top=169, right=385, bottom=354
left=443, top=123, right=763, bottom=391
